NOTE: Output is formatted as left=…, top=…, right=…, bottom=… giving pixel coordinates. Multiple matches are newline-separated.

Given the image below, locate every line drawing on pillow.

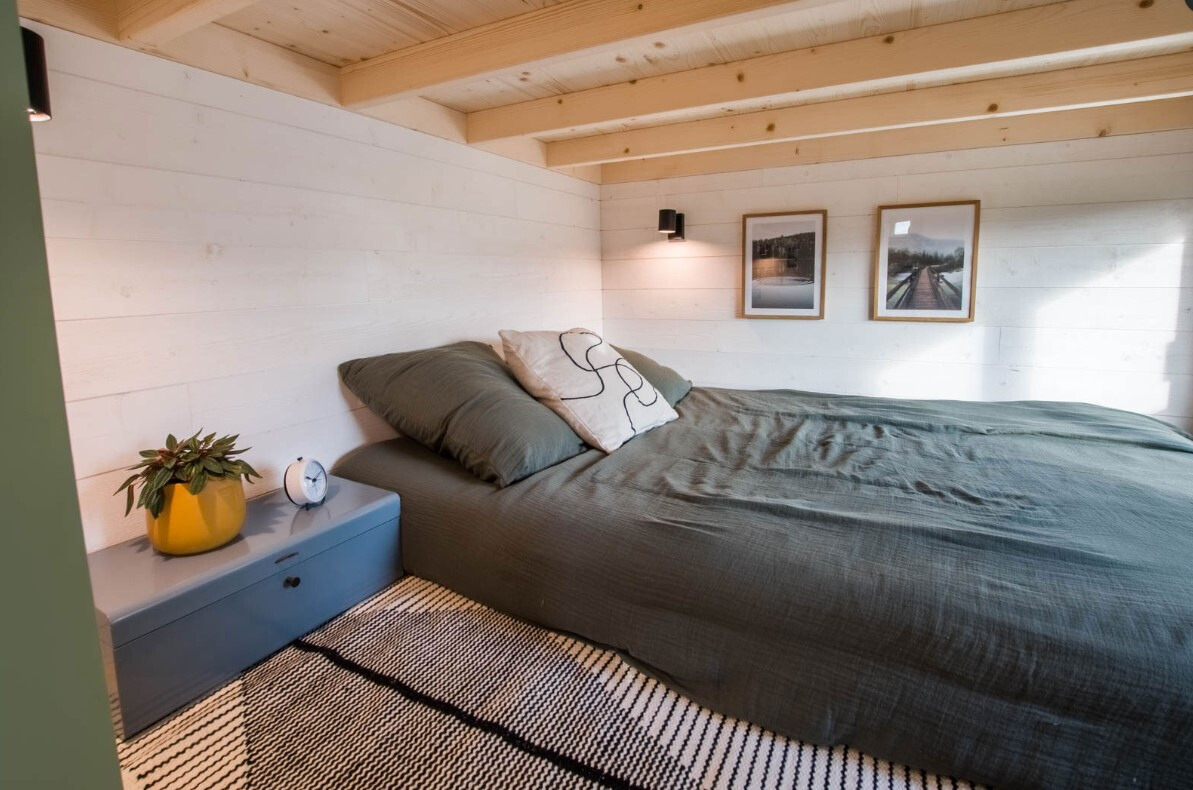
left=556, top=330, right=660, bottom=432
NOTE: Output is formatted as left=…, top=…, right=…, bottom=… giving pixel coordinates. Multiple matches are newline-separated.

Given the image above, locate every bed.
left=335, top=385, right=1193, bottom=789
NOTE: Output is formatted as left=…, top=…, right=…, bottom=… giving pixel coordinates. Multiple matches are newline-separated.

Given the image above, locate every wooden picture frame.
left=741, top=210, right=828, bottom=320
left=872, top=200, right=980, bottom=323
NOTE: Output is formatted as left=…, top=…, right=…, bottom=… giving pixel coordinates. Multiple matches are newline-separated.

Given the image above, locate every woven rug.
left=118, top=577, right=983, bottom=790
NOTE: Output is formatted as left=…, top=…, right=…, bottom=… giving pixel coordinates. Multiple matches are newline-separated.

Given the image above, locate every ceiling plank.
left=547, top=50, right=1193, bottom=166
left=18, top=0, right=116, bottom=40
left=18, top=0, right=597, bottom=178
left=468, top=0, right=1193, bottom=142
left=340, top=0, right=807, bottom=109
left=117, top=0, right=263, bottom=47
left=20, top=0, right=339, bottom=103
left=601, top=96, right=1193, bottom=183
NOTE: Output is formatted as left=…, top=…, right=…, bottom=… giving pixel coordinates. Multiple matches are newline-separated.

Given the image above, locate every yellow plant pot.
left=146, top=477, right=247, bottom=555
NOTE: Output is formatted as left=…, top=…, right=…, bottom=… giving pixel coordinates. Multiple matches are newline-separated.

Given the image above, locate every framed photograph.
left=742, top=210, right=827, bottom=320
left=872, top=200, right=980, bottom=322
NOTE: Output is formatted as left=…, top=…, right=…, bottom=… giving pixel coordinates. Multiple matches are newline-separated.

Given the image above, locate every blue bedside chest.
left=87, top=476, right=401, bottom=737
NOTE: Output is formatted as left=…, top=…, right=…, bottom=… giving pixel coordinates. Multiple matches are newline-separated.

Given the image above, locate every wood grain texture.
left=31, top=27, right=600, bottom=551
left=340, top=0, right=806, bottom=107
left=117, top=0, right=261, bottom=46
left=600, top=130, right=1193, bottom=433
left=467, top=0, right=1193, bottom=141
left=220, top=0, right=566, bottom=67
left=600, top=98, right=1193, bottom=182
left=19, top=1, right=340, bottom=104
left=430, top=0, right=1054, bottom=114
left=551, top=51, right=1193, bottom=165
left=17, top=3, right=593, bottom=176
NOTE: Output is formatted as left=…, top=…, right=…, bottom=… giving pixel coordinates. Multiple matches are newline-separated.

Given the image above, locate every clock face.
left=302, top=460, right=327, bottom=503
left=285, top=457, right=328, bottom=506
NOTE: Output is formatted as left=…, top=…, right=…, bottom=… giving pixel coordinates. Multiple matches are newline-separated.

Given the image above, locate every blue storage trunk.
left=87, top=476, right=401, bottom=737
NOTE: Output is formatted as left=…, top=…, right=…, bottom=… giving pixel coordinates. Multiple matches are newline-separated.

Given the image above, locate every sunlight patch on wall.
left=1010, top=241, right=1188, bottom=416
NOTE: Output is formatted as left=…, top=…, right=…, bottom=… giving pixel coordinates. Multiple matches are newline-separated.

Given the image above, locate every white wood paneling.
left=601, top=129, right=1193, bottom=433
left=34, top=27, right=601, bottom=552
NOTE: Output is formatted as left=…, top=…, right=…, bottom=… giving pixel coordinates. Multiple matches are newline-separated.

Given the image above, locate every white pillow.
left=499, top=328, right=678, bottom=453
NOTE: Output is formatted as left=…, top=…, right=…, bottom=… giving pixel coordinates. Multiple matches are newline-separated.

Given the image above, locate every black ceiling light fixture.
left=21, top=27, right=52, bottom=122
left=657, top=208, right=685, bottom=242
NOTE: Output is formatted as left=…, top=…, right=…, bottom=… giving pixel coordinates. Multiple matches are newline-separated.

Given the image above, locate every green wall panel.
left=0, top=10, right=122, bottom=788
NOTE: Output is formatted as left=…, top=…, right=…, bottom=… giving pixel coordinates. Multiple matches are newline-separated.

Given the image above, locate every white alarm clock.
left=284, top=457, right=328, bottom=507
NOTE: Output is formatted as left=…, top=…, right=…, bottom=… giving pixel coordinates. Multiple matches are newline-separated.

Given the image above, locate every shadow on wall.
left=1170, top=230, right=1192, bottom=433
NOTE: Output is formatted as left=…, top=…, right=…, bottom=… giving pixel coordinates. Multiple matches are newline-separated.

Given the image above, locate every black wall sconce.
left=658, top=208, right=685, bottom=242
left=22, top=27, right=52, bottom=123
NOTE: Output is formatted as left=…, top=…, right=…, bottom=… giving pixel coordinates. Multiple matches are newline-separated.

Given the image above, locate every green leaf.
left=150, top=466, right=172, bottom=490
left=117, top=430, right=259, bottom=513
left=147, top=491, right=165, bottom=519
left=114, top=474, right=139, bottom=494
left=188, top=470, right=208, bottom=495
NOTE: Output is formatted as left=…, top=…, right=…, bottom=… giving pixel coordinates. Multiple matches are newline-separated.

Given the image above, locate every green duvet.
left=337, top=388, right=1193, bottom=789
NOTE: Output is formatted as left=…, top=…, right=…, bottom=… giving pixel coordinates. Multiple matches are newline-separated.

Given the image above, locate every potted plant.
left=115, top=431, right=261, bottom=555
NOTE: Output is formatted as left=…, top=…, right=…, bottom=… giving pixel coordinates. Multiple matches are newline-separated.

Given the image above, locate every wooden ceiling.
left=219, top=0, right=569, bottom=69
left=18, top=0, right=1193, bottom=184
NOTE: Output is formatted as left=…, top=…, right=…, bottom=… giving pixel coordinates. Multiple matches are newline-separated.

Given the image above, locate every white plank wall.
left=29, top=25, right=601, bottom=552
left=601, top=131, right=1193, bottom=433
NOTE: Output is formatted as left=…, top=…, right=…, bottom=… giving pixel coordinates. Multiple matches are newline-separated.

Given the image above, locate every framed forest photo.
left=873, top=201, right=980, bottom=322
left=742, top=210, right=827, bottom=319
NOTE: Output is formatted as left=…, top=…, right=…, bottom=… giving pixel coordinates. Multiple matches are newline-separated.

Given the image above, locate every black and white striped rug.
left=118, top=577, right=983, bottom=789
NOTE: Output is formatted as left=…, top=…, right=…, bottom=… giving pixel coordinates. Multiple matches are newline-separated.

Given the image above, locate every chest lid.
left=88, top=476, right=399, bottom=647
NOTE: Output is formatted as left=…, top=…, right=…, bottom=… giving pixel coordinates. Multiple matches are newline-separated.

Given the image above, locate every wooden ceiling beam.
left=339, top=0, right=807, bottom=109
left=19, top=0, right=339, bottom=102
left=547, top=50, right=1193, bottom=167
left=17, top=0, right=591, bottom=178
left=601, top=96, right=1193, bottom=183
left=116, top=0, right=263, bottom=47
left=469, top=0, right=1193, bottom=143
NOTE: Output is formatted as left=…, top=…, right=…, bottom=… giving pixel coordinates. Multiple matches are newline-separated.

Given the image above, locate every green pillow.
left=612, top=345, right=692, bottom=407
left=338, top=342, right=586, bottom=486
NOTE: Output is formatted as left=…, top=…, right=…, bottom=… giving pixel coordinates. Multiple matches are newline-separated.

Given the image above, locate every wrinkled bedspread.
left=336, top=388, right=1193, bottom=789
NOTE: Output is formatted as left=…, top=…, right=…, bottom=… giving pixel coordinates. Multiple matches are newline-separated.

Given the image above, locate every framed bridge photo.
left=742, top=210, right=827, bottom=319
left=873, top=201, right=980, bottom=322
